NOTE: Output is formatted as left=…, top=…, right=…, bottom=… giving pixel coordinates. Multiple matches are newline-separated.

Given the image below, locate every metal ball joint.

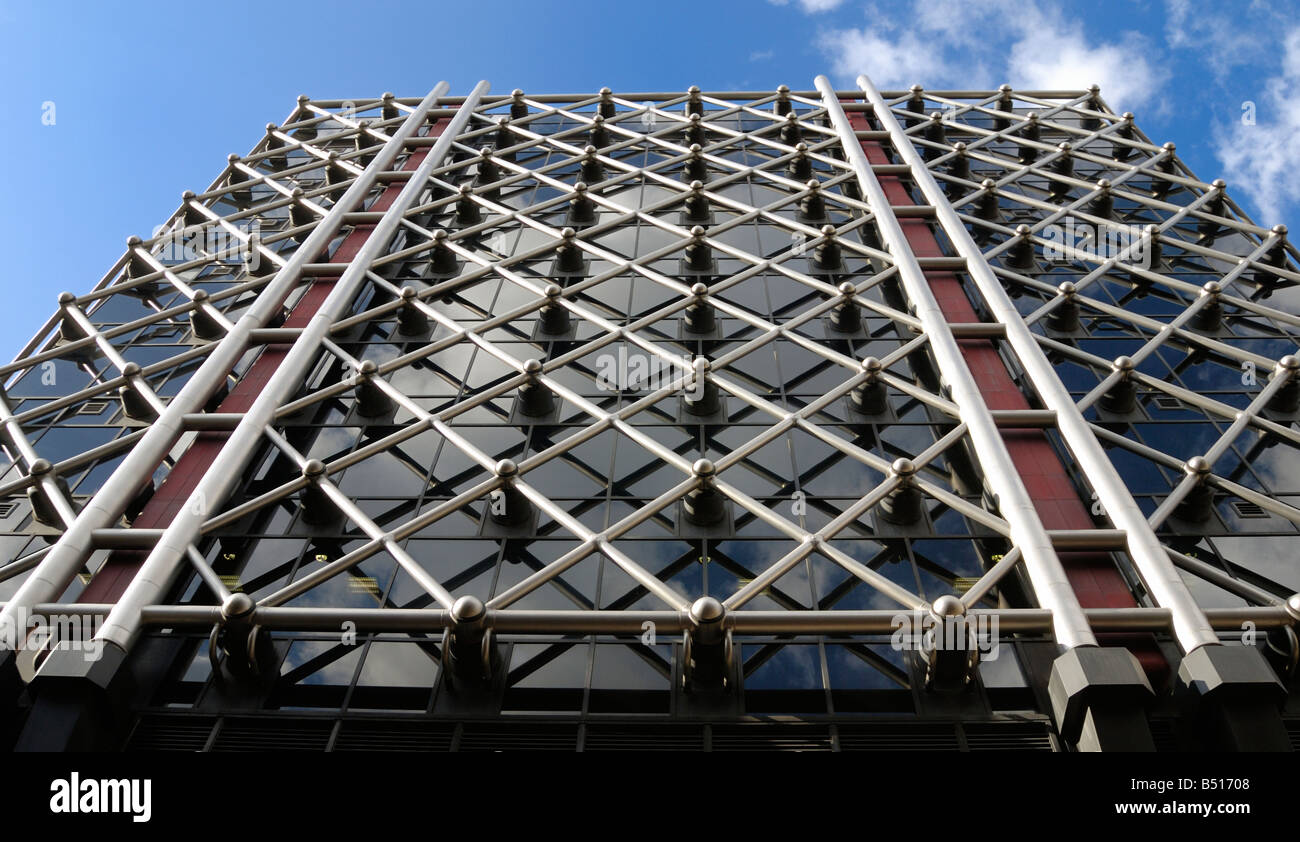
left=397, top=286, right=429, bottom=336
left=788, top=141, right=812, bottom=179
left=1174, top=456, right=1216, bottom=522
left=1099, top=355, right=1139, bottom=414
left=682, top=357, right=721, bottom=417
left=452, top=594, right=486, bottom=626
left=683, top=459, right=727, bottom=526
left=1046, top=281, right=1080, bottom=332
left=685, top=225, right=712, bottom=271
left=517, top=358, right=556, bottom=418
left=976, top=179, right=1000, bottom=219
left=510, top=89, right=528, bottom=119
left=353, top=359, right=394, bottom=418
left=430, top=228, right=460, bottom=275
left=683, top=281, right=716, bottom=334
left=850, top=356, right=888, bottom=415
left=455, top=183, right=482, bottom=226
left=879, top=458, right=924, bottom=524
left=447, top=595, right=493, bottom=683
left=1008, top=224, right=1037, bottom=270
left=298, top=459, right=337, bottom=525
left=568, top=181, right=597, bottom=225
left=780, top=111, right=802, bottom=144
left=538, top=283, right=571, bottom=335
left=815, top=224, right=844, bottom=272
left=555, top=227, right=585, bottom=274
left=685, top=143, right=708, bottom=182
left=581, top=144, right=605, bottom=182
left=221, top=592, right=255, bottom=622
left=683, top=113, right=706, bottom=145
left=1286, top=593, right=1300, bottom=623
left=684, top=179, right=711, bottom=222
left=489, top=459, right=533, bottom=527
left=931, top=594, right=965, bottom=619
left=828, top=278, right=860, bottom=331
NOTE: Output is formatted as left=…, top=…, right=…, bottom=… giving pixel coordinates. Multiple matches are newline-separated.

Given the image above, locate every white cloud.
left=823, top=27, right=966, bottom=89
left=1164, top=0, right=1276, bottom=79
left=818, top=0, right=1165, bottom=110
left=910, top=0, right=995, bottom=49
left=769, top=0, right=846, bottom=12
left=1212, top=27, right=1300, bottom=225
left=1005, top=10, right=1166, bottom=110
left=750, top=49, right=775, bottom=62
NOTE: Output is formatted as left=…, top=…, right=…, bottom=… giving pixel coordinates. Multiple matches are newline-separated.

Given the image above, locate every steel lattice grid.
left=865, top=81, right=1300, bottom=615
left=0, top=84, right=1297, bottom=706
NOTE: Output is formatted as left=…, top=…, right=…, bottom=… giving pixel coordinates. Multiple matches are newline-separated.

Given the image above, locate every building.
left=1, top=78, right=1298, bottom=752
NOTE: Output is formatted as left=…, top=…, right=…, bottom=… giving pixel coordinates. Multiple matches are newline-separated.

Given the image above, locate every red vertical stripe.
left=78, top=123, right=445, bottom=603
left=847, top=109, right=1166, bottom=682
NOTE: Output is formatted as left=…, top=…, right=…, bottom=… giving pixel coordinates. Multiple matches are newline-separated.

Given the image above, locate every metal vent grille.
left=458, top=722, right=579, bottom=751
left=962, top=721, right=1057, bottom=751
left=710, top=724, right=832, bottom=751
left=0, top=500, right=18, bottom=519
left=121, top=714, right=1068, bottom=751
left=583, top=724, right=704, bottom=751
left=125, top=715, right=217, bottom=752
left=210, top=717, right=334, bottom=752
left=837, top=722, right=961, bottom=751
left=334, top=720, right=456, bottom=751
left=1230, top=500, right=1268, bottom=519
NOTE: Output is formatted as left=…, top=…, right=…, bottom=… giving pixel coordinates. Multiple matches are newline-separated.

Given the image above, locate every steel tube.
left=854, top=72, right=1221, bottom=653
left=817, top=75, right=1096, bottom=650
left=0, top=82, right=460, bottom=647
left=88, top=81, right=485, bottom=652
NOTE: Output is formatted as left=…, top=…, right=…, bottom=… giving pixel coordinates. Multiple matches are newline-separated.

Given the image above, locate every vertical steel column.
left=816, top=76, right=1096, bottom=650
left=0, top=83, right=456, bottom=643
left=853, top=73, right=1219, bottom=653
left=94, top=81, right=488, bottom=652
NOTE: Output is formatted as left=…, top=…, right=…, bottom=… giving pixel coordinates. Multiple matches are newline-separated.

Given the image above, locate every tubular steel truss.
left=2, top=80, right=1299, bottom=695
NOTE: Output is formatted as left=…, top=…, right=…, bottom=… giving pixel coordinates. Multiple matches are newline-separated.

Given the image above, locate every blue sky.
left=2, top=0, right=1297, bottom=361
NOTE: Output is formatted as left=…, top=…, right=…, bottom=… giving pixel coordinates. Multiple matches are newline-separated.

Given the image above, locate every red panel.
left=78, top=121, right=448, bottom=604
left=847, top=108, right=1167, bottom=682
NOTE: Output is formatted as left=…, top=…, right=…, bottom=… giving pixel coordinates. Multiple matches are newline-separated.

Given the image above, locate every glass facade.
left=1, top=81, right=1298, bottom=752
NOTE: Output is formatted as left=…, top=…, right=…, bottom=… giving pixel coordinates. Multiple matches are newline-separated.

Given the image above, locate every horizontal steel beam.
left=3, top=604, right=1291, bottom=635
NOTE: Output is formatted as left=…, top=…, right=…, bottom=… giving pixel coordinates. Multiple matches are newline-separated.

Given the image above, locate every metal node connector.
left=850, top=356, right=888, bottom=415
left=554, top=227, right=585, bottom=274
left=354, top=359, right=394, bottom=418
left=517, top=358, right=556, bottom=418
left=922, top=594, right=980, bottom=693
left=880, top=457, right=924, bottom=524
left=1099, top=355, right=1137, bottom=413
left=1174, top=455, right=1215, bottom=522
left=489, top=458, right=533, bottom=527
left=683, top=282, right=717, bottom=334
